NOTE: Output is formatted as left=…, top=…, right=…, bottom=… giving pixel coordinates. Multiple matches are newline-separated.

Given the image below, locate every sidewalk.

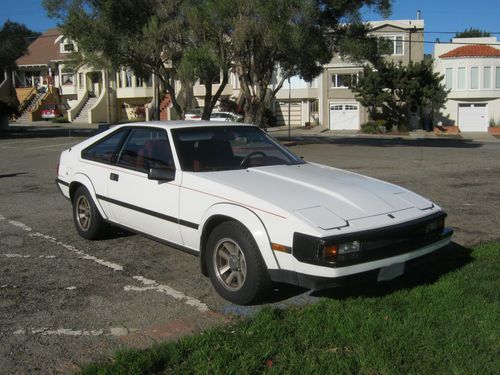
left=267, top=125, right=500, bottom=143
left=6, top=121, right=500, bottom=143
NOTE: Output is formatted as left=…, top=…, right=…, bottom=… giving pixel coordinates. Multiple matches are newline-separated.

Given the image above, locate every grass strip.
left=82, top=242, right=500, bottom=374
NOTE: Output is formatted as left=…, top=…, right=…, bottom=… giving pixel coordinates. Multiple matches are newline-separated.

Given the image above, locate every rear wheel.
left=72, top=186, right=108, bottom=240
left=206, top=221, right=270, bottom=304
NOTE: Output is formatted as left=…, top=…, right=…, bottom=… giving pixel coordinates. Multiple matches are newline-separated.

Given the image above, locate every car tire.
left=72, top=186, right=108, bottom=240
left=206, top=221, right=270, bottom=304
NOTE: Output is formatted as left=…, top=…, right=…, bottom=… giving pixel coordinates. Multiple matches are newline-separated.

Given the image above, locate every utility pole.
left=288, top=76, right=291, bottom=141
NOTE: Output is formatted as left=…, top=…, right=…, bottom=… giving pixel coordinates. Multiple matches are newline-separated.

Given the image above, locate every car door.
left=80, top=128, right=130, bottom=219
left=105, top=127, right=183, bottom=245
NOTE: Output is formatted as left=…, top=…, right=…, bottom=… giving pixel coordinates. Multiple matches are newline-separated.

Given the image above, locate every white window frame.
left=330, top=73, right=359, bottom=89
left=470, top=67, right=479, bottom=90
left=483, top=66, right=491, bottom=89
left=445, top=68, right=453, bottom=90
left=378, top=35, right=405, bottom=56
left=61, top=73, right=74, bottom=86
left=59, top=37, right=76, bottom=54
left=457, top=67, right=466, bottom=90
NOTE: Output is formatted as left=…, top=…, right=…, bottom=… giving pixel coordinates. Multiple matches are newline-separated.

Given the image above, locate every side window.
left=82, top=129, right=128, bottom=163
left=116, top=128, right=173, bottom=172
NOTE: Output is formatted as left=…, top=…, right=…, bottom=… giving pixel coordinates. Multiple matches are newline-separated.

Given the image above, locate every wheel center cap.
left=229, top=255, right=240, bottom=271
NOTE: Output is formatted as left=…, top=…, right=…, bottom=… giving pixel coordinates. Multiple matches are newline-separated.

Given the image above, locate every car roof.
left=111, top=120, right=254, bottom=131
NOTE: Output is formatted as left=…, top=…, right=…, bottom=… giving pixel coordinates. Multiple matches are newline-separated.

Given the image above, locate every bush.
left=360, top=121, right=378, bottom=134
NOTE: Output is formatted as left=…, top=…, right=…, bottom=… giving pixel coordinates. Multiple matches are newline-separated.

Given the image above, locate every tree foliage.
left=352, top=61, right=447, bottom=130
left=455, top=28, right=491, bottom=38
left=0, top=20, right=40, bottom=117
left=228, top=0, right=391, bottom=125
left=43, top=0, right=392, bottom=125
left=0, top=20, right=40, bottom=70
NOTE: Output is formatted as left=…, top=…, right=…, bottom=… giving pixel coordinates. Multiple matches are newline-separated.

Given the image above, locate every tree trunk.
left=158, top=73, right=183, bottom=119
left=201, top=81, right=213, bottom=121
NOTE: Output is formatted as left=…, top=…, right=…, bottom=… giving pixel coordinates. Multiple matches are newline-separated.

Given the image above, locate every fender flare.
left=69, top=173, right=109, bottom=220
left=198, top=203, right=280, bottom=275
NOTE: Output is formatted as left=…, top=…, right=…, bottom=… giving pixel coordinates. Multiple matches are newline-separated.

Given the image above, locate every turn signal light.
left=271, top=243, right=291, bottom=253
left=323, top=245, right=338, bottom=258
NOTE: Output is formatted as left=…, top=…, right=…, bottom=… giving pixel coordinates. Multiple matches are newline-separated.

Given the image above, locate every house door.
left=329, top=103, right=360, bottom=130
left=458, top=103, right=488, bottom=132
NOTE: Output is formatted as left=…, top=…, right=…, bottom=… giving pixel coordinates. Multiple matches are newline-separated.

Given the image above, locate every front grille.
left=293, top=212, right=449, bottom=268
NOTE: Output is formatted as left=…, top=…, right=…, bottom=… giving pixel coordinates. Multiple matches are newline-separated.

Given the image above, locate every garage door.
left=458, top=104, right=488, bottom=132
left=330, top=103, right=359, bottom=130
left=276, top=101, right=302, bottom=127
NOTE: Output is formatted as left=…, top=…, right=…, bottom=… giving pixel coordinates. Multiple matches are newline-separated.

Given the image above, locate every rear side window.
left=82, top=129, right=128, bottom=164
left=116, top=128, right=173, bottom=172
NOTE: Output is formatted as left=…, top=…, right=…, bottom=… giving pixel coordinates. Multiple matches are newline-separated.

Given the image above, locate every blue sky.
left=1, top=0, right=499, bottom=55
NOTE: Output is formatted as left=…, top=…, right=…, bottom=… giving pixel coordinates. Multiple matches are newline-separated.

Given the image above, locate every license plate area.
left=377, top=262, right=405, bottom=282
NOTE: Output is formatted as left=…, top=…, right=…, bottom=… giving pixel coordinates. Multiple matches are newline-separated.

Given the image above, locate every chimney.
left=417, top=10, right=421, bottom=20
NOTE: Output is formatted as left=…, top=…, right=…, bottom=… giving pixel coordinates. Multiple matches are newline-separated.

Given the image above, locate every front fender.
left=198, top=203, right=280, bottom=272
left=69, top=173, right=109, bottom=220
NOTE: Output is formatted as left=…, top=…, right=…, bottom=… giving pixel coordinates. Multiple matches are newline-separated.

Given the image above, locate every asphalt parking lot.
left=1, top=126, right=499, bottom=373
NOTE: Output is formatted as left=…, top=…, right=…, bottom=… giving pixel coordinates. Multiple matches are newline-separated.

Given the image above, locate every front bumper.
left=270, top=227, right=453, bottom=290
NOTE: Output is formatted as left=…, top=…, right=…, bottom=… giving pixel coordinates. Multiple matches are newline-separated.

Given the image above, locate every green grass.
left=82, top=243, right=500, bottom=374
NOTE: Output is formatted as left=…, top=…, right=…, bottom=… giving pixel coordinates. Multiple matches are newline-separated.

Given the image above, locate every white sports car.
left=56, top=121, right=453, bottom=304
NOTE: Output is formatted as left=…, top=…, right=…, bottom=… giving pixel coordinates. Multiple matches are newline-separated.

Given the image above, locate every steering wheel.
left=240, top=151, right=267, bottom=167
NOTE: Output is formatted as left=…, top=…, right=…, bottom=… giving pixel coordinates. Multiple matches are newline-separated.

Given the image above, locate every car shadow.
left=276, top=136, right=483, bottom=149
left=0, top=126, right=100, bottom=140
left=0, top=172, right=28, bottom=179
left=311, top=242, right=472, bottom=300
left=254, top=242, right=472, bottom=308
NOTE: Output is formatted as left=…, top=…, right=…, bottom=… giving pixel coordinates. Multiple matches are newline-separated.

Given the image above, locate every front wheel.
left=206, top=221, right=270, bottom=304
left=72, top=186, right=108, bottom=240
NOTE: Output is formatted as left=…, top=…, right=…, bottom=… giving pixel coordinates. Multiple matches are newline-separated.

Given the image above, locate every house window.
left=63, top=43, right=74, bottom=52
left=379, top=35, right=404, bottom=55
left=146, top=74, right=153, bottom=87
left=331, top=73, right=358, bottom=88
left=458, top=67, right=466, bottom=90
left=445, top=68, right=453, bottom=90
left=484, top=67, right=491, bottom=89
left=61, top=73, right=74, bottom=85
left=125, top=68, right=133, bottom=87
left=78, top=73, right=83, bottom=89
left=136, top=75, right=144, bottom=87
left=496, top=67, right=500, bottom=89
left=470, top=67, right=479, bottom=89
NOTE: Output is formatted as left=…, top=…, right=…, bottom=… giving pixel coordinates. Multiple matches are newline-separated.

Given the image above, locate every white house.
left=434, top=37, right=500, bottom=132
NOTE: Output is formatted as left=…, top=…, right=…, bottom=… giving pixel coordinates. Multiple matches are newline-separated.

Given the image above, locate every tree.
left=177, top=0, right=234, bottom=120
left=43, top=0, right=234, bottom=120
left=0, top=21, right=40, bottom=118
left=352, top=60, right=447, bottom=130
left=455, top=28, right=491, bottom=38
left=43, top=0, right=392, bottom=125
left=228, top=0, right=392, bottom=126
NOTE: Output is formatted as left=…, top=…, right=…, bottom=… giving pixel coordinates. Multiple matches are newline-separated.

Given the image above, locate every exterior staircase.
left=72, top=96, right=98, bottom=123
left=17, top=91, right=45, bottom=122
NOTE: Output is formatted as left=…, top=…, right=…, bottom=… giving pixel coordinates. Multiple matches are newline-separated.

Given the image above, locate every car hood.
left=197, top=163, right=433, bottom=228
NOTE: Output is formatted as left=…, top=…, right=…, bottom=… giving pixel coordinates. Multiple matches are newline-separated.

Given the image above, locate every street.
left=1, top=127, right=499, bottom=373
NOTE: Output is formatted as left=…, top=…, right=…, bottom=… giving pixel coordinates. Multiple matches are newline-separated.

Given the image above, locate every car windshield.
left=172, top=126, right=304, bottom=172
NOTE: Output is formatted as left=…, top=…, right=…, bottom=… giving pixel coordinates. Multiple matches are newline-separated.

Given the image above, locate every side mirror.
left=148, top=167, right=175, bottom=182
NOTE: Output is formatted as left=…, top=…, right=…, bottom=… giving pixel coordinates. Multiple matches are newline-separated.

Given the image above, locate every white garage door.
left=458, top=104, right=488, bottom=132
left=276, top=101, right=302, bottom=127
left=330, top=103, right=359, bottom=130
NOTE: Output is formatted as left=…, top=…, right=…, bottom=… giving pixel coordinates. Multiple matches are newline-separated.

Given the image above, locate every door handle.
left=110, top=173, right=119, bottom=181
